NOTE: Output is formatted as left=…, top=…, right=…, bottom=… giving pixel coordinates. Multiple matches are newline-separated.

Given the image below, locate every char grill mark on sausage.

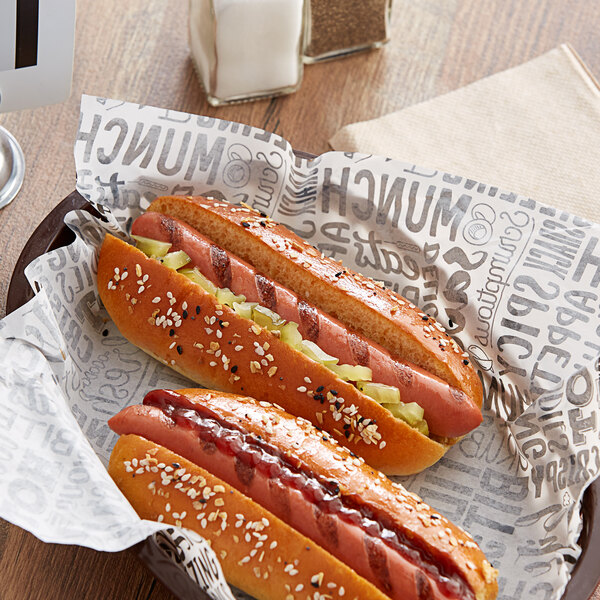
left=234, top=455, right=255, bottom=486
left=313, top=504, right=339, bottom=547
left=416, top=571, right=434, bottom=599
left=348, top=332, right=370, bottom=366
left=255, top=274, right=277, bottom=310
left=209, top=245, right=232, bottom=289
left=268, top=477, right=291, bottom=521
left=159, top=215, right=183, bottom=245
left=298, top=300, right=319, bottom=342
left=202, top=440, right=217, bottom=455
left=394, top=363, right=414, bottom=388
left=365, top=535, right=392, bottom=593
left=450, top=387, right=467, bottom=404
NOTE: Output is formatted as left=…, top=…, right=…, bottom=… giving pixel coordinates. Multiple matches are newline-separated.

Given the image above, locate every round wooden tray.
left=6, top=192, right=600, bottom=600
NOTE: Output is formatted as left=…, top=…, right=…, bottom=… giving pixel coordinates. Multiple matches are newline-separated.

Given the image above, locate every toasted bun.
left=98, top=234, right=447, bottom=474
left=109, top=434, right=391, bottom=600
left=148, top=196, right=483, bottom=411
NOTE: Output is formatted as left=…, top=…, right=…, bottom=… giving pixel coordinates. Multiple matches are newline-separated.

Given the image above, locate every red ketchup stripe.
left=108, top=390, right=474, bottom=600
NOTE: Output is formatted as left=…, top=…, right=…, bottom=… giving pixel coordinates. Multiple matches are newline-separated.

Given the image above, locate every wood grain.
left=1, top=0, right=599, bottom=598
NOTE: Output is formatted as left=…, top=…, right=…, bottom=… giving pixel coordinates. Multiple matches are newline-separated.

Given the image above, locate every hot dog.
left=131, top=211, right=482, bottom=439
left=97, top=196, right=483, bottom=474
left=108, top=389, right=498, bottom=600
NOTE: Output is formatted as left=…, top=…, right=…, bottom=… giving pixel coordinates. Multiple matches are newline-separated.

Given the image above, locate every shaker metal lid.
left=0, top=125, right=25, bottom=210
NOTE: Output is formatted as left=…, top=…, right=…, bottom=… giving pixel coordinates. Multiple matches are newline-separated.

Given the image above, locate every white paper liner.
left=1, top=94, right=600, bottom=599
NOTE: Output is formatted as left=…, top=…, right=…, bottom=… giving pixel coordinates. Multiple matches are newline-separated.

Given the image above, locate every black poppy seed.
left=259, top=211, right=267, bottom=217
left=343, top=424, right=350, bottom=429
left=169, top=329, right=175, bottom=337
left=218, top=320, right=224, bottom=328
left=448, top=318, right=454, bottom=327
left=176, top=345, right=183, bottom=355
left=330, top=390, right=338, bottom=396
left=231, top=365, right=238, bottom=373
left=316, top=385, right=324, bottom=392
left=322, top=436, right=328, bottom=442
left=102, top=329, right=109, bottom=337
left=314, top=393, right=324, bottom=401
left=431, top=514, right=440, bottom=520
left=350, top=451, right=357, bottom=457
left=196, top=305, right=201, bottom=314
left=182, top=310, right=188, bottom=319
left=260, top=221, right=266, bottom=227
left=279, top=377, right=283, bottom=381
left=421, top=316, right=429, bottom=321
left=334, top=272, right=343, bottom=277
left=172, top=463, right=180, bottom=468
left=123, top=267, right=127, bottom=271
left=344, top=430, right=350, bottom=439
left=335, top=401, right=341, bottom=410
left=241, top=222, right=250, bottom=228
left=463, top=359, right=470, bottom=365
left=311, top=580, right=319, bottom=588
left=357, top=416, right=365, bottom=424
left=191, top=316, right=195, bottom=320
left=198, top=498, right=207, bottom=504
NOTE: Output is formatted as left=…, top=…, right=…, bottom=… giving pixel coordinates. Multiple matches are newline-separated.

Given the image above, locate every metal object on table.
left=0, top=125, right=25, bottom=210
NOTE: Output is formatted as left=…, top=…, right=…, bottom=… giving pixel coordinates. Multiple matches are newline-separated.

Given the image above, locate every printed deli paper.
left=2, top=94, right=600, bottom=600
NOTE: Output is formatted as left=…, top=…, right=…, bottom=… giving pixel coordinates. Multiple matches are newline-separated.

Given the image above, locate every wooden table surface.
left=1, top=0, right=600, bottom=598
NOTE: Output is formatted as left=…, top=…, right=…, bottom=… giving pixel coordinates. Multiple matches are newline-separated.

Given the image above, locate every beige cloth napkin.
left=330, top=44, right=600, bottom=222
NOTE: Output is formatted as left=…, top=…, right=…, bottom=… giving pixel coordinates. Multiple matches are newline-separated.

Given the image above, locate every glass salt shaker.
left=189, top=0, right=305, bottom=106
left=304, top=0, right=393, bottom=63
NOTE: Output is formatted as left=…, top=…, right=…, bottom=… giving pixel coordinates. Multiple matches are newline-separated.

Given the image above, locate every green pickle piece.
left=382, top=401, right=429, bottom=435
left=301, top=340, right=339, bottom=366
left=161, top=250, right=191, bottom=271
left=132, top=235, right=172, bottom=258
left=252, top=305, right=285, bottom=330
left=179, top=267, right=218, bottom=295
left=216, top=287, right=246, bottom=307
left=233, top=301, right=258, bottom=320
left=329, top=363, right=373, bottom=382
left=280, top=322, right=302, bottom=349
left=356, top=381, right=400, bottom=404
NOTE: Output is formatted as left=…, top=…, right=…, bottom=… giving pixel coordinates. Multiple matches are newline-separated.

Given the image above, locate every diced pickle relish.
left=134, top=237, right=429, bottom=435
